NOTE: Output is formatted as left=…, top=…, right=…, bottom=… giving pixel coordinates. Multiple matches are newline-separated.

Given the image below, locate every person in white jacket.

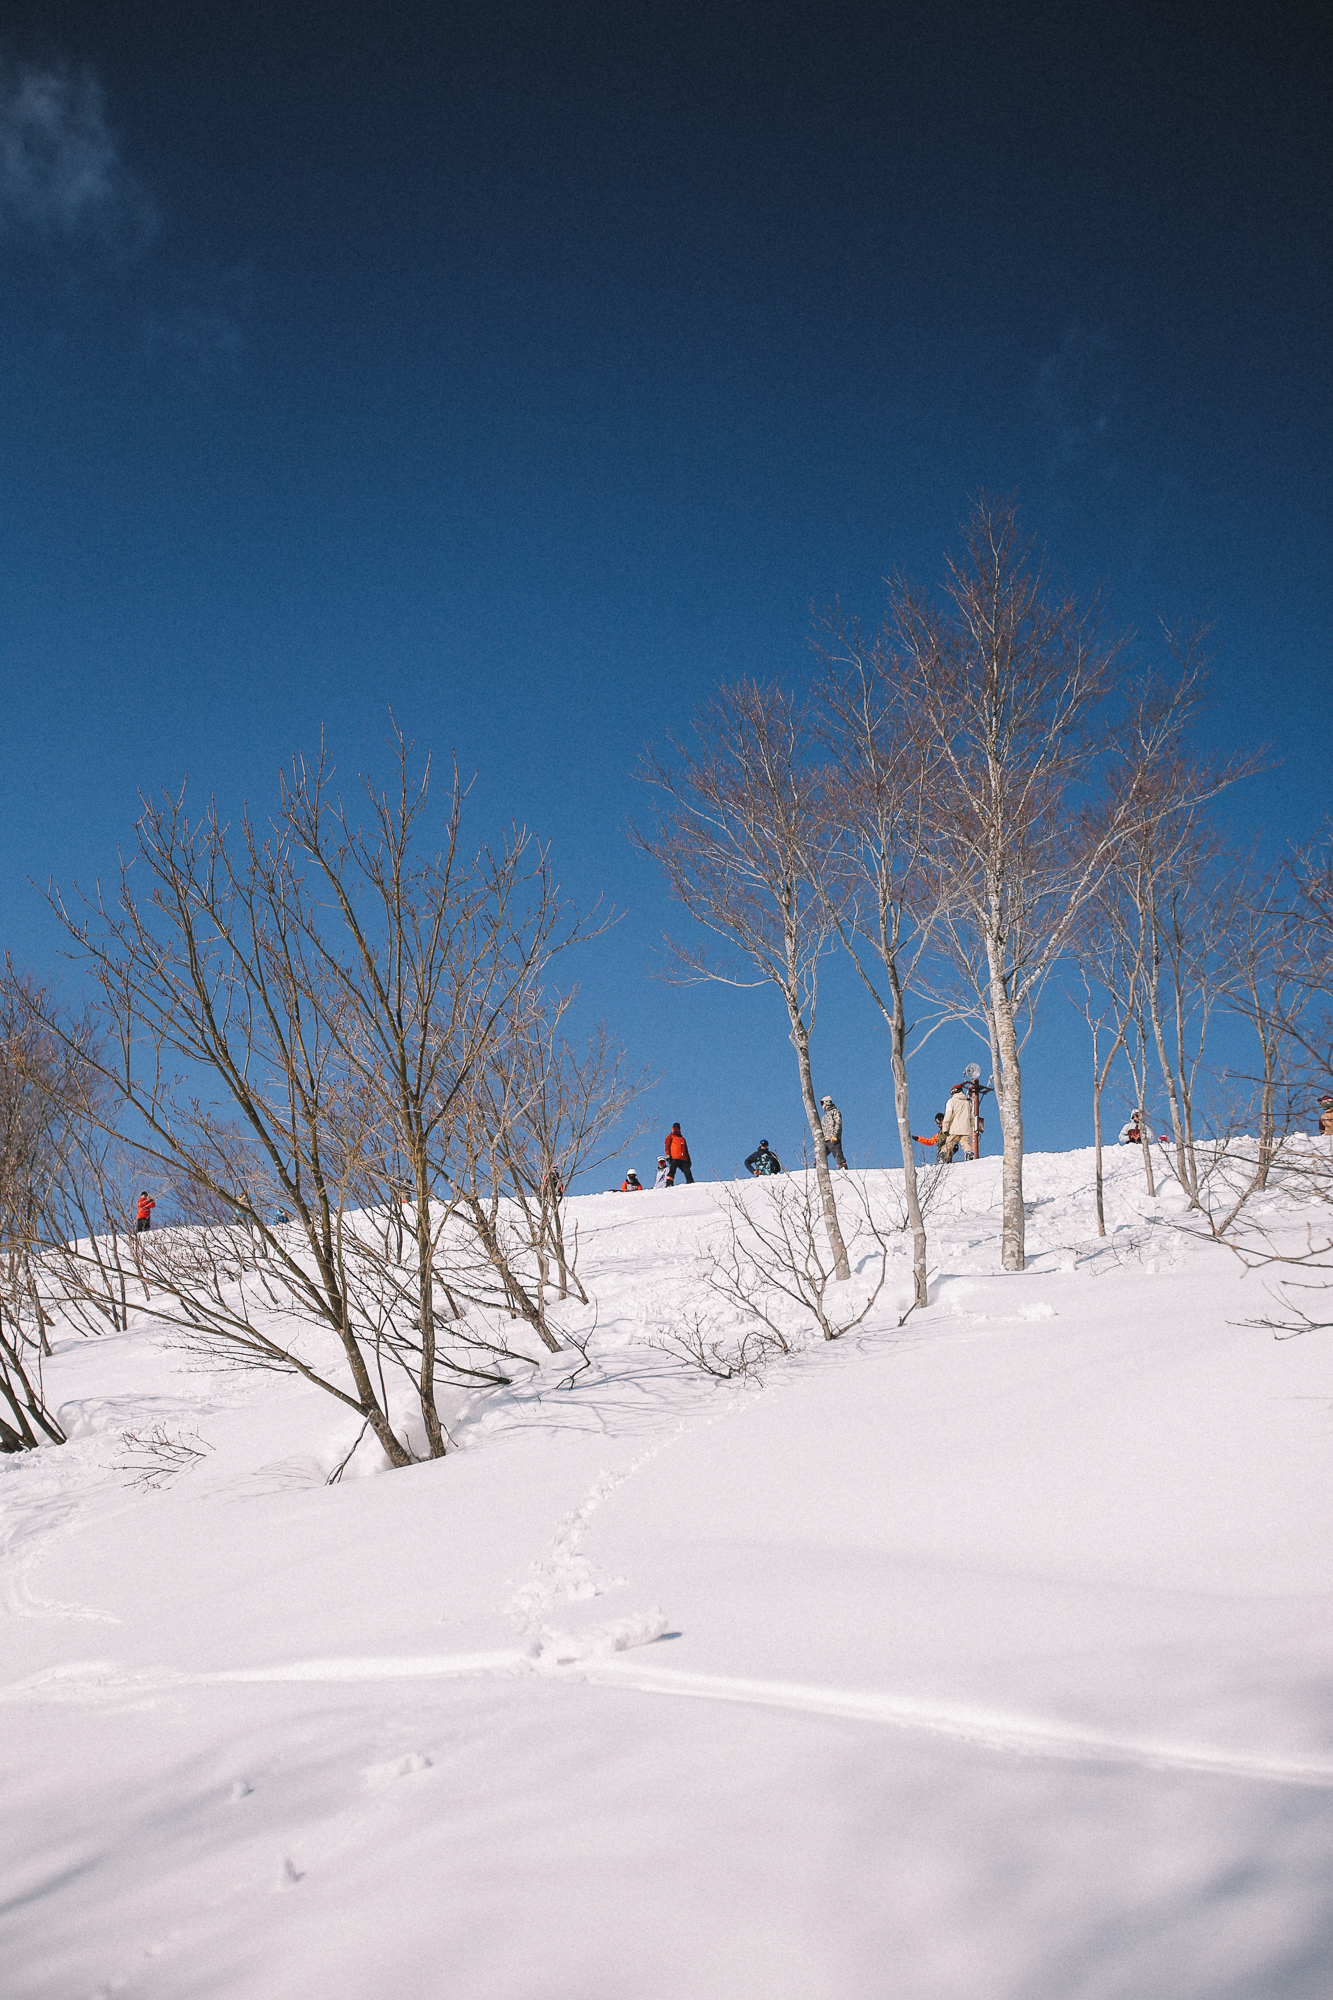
left=819, top=1096, right=846, bottom=1169
left=938, top=1084, right=975, bottom=1163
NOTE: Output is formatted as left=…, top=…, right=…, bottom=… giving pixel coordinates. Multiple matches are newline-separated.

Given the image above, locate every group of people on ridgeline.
left=130, top=1087, right=1333, bottom=1220
left=618, top=1098, right=848, bottom=1191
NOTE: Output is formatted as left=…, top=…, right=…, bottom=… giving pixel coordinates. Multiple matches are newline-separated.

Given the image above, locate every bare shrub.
left=115, top=1423, right=214, bottom=1490
left=708, top=1169, right=912, bottom=1349
left=651, top=1306, right=781, bottom=1381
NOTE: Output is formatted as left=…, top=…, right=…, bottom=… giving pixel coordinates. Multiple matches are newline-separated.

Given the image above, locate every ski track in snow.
left=6, top=1646, right=1331, bottom=1791
left=582, top=1661, right=1333, bottom=1791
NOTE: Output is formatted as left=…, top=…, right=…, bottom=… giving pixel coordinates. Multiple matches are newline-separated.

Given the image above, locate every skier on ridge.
left=819, top=1096, right=846, bottom=1169
left=663, top=1121, right=694, bottom=1185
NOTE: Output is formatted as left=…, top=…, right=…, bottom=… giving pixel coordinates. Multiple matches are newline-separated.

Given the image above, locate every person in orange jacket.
left=663, top=1122, right=694, bottom=1185
left=135, top=1191, right=155, bottom=1234
left=620, top=1169, right=644, bottom=1192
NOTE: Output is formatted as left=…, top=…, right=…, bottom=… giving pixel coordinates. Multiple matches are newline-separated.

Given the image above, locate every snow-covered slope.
left=5, top=1148, right=1333, bottom=1998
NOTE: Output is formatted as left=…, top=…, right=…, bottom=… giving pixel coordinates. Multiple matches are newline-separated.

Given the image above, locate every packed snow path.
left=4, top=1148, right=1333, bottom=1997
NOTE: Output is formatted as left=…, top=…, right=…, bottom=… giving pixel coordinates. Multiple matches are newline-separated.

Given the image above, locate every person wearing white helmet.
left=819, top=1095, right=846, bottom=1169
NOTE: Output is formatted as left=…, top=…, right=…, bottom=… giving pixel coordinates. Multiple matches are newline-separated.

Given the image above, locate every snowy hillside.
left=5, top=1146, right=1333, bottom=1999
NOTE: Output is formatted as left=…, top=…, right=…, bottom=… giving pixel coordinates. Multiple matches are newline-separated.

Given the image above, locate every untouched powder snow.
left=4, top=1146, right=1333, bottom=1998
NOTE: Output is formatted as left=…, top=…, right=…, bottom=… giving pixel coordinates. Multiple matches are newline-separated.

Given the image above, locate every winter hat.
left=759, top=1139, right=769, bottom=1147
left=820, top=1095, right=833, bottom=1106
left=657, top=1157, right=667, bottom=1165
left=672, top=1121, right=682, bottom=1132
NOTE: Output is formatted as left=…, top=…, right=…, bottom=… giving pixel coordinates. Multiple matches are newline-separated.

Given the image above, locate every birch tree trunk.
left=1091, top=1024, right=1106, bottom=1238
left=786, top=994, right=850, bottom=1281
left=986, top=937, right=1026, bottom=1272
left=886, top=955, right=928, bottom=1306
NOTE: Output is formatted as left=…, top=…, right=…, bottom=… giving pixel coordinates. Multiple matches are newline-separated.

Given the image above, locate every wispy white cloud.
left=0, top=57, right=157, bottom=255
left=1037, top=326, right=1120, bottom=480
left=144, top=263, right=251, bottom=372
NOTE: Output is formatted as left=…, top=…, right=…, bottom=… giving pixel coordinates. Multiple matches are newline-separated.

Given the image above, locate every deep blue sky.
left=1, top=3, right=1329, bottom=1183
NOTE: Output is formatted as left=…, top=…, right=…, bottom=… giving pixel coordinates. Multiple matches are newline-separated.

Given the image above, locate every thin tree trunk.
left=464, top=1193, right=562, bottom=1352
left=413, top=1162, right=446, bottom=1460
left=787, top=1004, right=850, bottom=1281
left=1171, top=965, right=1200, bottom=1197
left=986, top=940, right=1026, bottom=1273
left=886, top=955, right=927, bottom=1306
left=1257, top=1030, right=1276, bottom=1191
left=27, top=1273, right=52, bottom=1357
left=1092, top=1025, right=1106, bottom=1238
left=1144, top=941, right=1191, bottom=1200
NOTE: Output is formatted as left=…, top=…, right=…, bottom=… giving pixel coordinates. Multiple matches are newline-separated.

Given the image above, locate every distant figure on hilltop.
left=654, top=1157, right=671, bottom=1188
left=745, top=1140, right=781, bottom=1177
left=620, top=1169, right=644, bottom=1192
left=1319, top=1094, right=1333, bottom=1137
left=664, top=1121, right=694, bottom=1185
left=819, top=1096, right=846, bottom=1170
left=135, top=1191, right=155, bottom=1234
left=1117, top=1110, right=1144, bottom=1146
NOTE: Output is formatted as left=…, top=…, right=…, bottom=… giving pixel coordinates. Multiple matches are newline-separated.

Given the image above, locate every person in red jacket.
left=135, top=1191, right=155, bottom=1234
left=664, top=1122, right=694, bottom=1185
left=620, top=1169, right=644, bottom=1192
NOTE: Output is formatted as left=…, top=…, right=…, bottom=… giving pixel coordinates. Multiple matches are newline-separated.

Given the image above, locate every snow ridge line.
left=583, top=1662, right=1333, bottom=1791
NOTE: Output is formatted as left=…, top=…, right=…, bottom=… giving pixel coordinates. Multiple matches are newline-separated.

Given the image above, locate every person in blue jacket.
left=744, top=1140, right=782, bottom=1176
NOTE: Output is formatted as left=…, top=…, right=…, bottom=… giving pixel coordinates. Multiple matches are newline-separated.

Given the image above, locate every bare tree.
left=490, top=1000, right=652, bottom=1304
left=1219, top=859, right=1304, bottom=1192
left=811, top=608, right=947, bottom=1307
left=1277, top=826, right=1333, bottom=1100
left=1111, top=761, right=1263, bottom=1207
left=1072, top=948, right=1139, bottom=1237
left=46, top=735, right=592, bottom=1469
left=892, top=496, right=1204, bottom=1271
left=637, top=681, right=850, bottom=1279
left=0, top=971, right=80, bottom=1447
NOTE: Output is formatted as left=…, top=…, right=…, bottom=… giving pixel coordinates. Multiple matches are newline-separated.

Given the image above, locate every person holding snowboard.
left=938, top=1084, right=975, bottom=1163
left=664, top=1121, right=694, bottom=1185
left=135, top=1191, right=155, bottom=1234
left=744, top=1140, right=782, bottom=1176
left=819, top=1096, right=846, bottom=1169
left=1117, top=1110, right=1144, bottom=1145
